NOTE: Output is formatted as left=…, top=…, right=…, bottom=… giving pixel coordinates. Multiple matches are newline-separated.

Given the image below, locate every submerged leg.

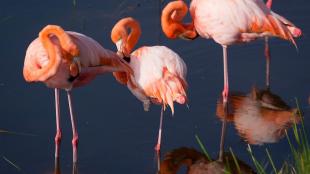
left=219, top=45, right=229, bottom=162
left=67, top=90, right=79, bottom=163
left=54, top=157, right=61, bottom=174
left=155, top=106, right=164, bottom=171
left=72, top=162, right=78, bottom=174
left=265, top=37, right=271, bottom=90
left=54, top=88, right=62, bottom=160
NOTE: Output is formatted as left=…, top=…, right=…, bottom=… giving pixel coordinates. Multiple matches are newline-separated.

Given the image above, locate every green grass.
left=247, top=98, right=310, bottom=174
left=195, top=134, right=211, bottom=160
left=285, top=99, right=310, bottom=174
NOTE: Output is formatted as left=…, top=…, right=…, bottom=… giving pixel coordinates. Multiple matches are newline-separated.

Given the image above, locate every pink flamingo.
left=110, top=17, right=188, bottom=157
left=161, top=0, right=301, bottom=160
left=23, top=25, right=132, bottom=163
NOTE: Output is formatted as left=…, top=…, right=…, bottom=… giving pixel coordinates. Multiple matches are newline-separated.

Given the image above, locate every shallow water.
left=0, top=0, right=309, bottom=173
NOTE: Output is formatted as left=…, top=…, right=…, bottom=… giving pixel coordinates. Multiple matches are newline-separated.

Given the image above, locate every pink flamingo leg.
left=219, top=45, right=229, bottom=162
left=54, top=88, right=62, bottom=159
left=154, top=106, right=164, bottom=171
left=222, top=45, right=229, bottom=104
left=54, top=156, right=60, bottom=174
left=73, top=162, right=78, bottom=174
left=265, top=37, right=271, bottom=89
left=266, top=0, right=273, bottom=9
left=66, top=90, right=79, bottom=163
left=265, top=0, right=272, bottom=89
left=155, top=106, right=164, bottom=151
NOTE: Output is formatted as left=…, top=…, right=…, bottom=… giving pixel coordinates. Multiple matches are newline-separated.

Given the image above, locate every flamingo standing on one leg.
left=110, top=17, right=188, bottom=159
left=264, top=0, right=302, bottom=89
left=161, top=0, right=301, bottom=161
left=23, top=25, right=132, bottom=163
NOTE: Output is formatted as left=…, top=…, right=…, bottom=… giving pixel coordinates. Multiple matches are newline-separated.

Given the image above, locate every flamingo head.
left=161, top=1, right=198, bottom=40
left=111, top=17, right=142, bottom=59
left=23, top=37, right=81, bottom=90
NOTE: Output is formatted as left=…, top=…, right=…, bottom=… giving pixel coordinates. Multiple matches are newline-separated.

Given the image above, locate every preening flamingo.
left=23, top=25, right=132, bottom=163
left=162, top=0, right=301, bottom=105
left=110, top=17, right=188, bottom=155
left=161, top=0, right=301, bottom=160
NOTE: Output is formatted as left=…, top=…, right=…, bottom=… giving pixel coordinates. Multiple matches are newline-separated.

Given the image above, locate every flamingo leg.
left=219, top=45, right=229, bottom=162
left=222, top=45, right=229, bottom=104
left=54, top=156, right=61, bottom=174
left=155, top=106, right=164, bottom=171
left=73, top=162, right=78, bottom=174
left=266, top=0, right=273, bottom=9
left=265, top=37, right=271, bottom=89
left=54, top=88, right=62, bottom=160
left=66, top=90, right=79, bottom=163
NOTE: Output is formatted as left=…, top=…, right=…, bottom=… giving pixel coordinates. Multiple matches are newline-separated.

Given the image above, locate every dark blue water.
left=0, top=0, right=309, bottom=173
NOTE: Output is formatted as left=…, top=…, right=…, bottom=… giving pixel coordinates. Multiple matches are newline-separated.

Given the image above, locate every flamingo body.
left=129, top=46, right=187, bottom=111
left=111, top=17, right=187, bottom=112
left=111, top=17, right=188, bottom=162
left=190, top=0, right=296, bottom=45
left=24, top=30, right=130, bottom=90
left=23, top=25, right=131, bottom=163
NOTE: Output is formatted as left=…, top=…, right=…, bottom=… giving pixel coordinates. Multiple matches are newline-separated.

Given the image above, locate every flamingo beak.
left=115, top=40, right=131, bottom=62
left=178, top=34, right=194, bottom=40
left=68, top=57, right=81, bottom=82
left=178, top=32, right=199, bottom=41
left=115, top=39, right=123, bottom=52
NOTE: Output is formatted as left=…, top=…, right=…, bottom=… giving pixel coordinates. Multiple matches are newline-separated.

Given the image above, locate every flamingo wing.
left=190, top=0, right=296, bottom=45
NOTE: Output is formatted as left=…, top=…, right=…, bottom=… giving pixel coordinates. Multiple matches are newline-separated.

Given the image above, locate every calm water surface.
left=0, top=0, right=309, bottom=173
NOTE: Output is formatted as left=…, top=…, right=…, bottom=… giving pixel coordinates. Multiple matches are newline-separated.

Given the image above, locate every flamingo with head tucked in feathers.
left=161, top=0, right=301, bottom=161
left=23, top=25, right=132, bottom=163
left=110, top=17, right=188, bottom=155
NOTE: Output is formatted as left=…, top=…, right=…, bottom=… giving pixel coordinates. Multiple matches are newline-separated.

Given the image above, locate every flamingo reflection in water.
left=23, top=25, right=132, bottom=163
left=158, top=147, right=255, bottom=174
left=110, top=17, right=188, bottom=166
left=216, top=87, right=300, bottom=145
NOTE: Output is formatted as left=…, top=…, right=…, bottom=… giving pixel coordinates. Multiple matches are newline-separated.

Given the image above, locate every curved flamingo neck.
left=39, top=25, right=79, bottom=57
left=27, top=25, right=79, bottom=82
left=161, top=1, right=197, bottom=39
left=39, top=32, right=60, bottom=79
left=111, top=17, right=141, bottom=55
